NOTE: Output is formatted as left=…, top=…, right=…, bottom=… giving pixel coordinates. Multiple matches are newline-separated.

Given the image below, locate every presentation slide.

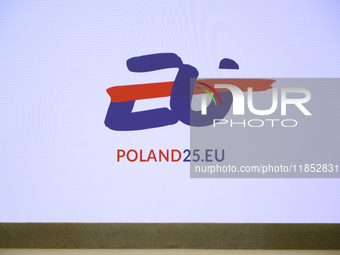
left=1, top=0, right=339, bottom=223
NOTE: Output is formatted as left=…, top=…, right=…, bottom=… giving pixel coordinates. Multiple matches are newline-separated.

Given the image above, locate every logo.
left=105, top=53, right=311, bottom=131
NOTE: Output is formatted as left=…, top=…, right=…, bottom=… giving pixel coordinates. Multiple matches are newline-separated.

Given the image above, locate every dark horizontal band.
left=1, top=223, right=339, bottom=249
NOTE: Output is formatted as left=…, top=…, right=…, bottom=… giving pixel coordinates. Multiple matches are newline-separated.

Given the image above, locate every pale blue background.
left=0, top=0, right=339, bottom=222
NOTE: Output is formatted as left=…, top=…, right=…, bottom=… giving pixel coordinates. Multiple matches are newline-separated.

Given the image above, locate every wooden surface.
left=1, top=223, right=339, bottom=249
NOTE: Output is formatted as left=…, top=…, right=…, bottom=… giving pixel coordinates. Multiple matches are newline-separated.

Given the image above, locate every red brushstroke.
left=107, top=79, right=276, bottom=103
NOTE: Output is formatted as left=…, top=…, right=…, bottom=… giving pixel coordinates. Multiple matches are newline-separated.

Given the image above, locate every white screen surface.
left=0, top=0, right=339, bottom=222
